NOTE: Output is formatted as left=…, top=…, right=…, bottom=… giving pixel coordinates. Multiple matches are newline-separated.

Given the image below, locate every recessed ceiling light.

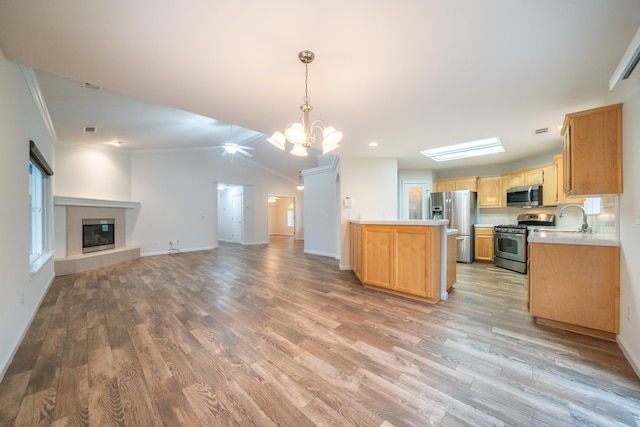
left=421, top=137, right=504, bottom=162
left=369, top=141, right=379, bottom=147
left=108, top=141, right=123, bottom=147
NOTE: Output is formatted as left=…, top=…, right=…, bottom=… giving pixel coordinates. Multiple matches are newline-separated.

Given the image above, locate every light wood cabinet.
left=454, top=177, right=478, bottom=191
left=434, top=179, right=455, bottom=192
left=502, top=172, right=524, bottom=191
left=529, top=242, right=620, bottom=340
left=474, top=227, right=494, bottom=262
left=561, top=103, right=623, bottom=196
left=350, top=223, right=362, bottom=279
left=541, top=163, right=557, bottom=207
left=351, top=223, right=443, bottom=303
left=524, top=168, right=543, bottom=186
left=553, top=154, right=584, bottom=205
left=394, top=226, right=441, bottom=299
left=361, top=226, right=394, bottom=289
left=434, top=176, right=478, bottom=192
left=447, top=233, right=457, bottom=292
left=477, top=176, right=502, bottom=208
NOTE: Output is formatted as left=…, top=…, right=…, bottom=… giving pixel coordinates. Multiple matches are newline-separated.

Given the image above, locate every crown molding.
left=20, top=65, right=57, bottom=142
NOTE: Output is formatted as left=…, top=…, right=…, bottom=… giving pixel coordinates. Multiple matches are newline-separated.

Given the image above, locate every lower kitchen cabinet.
left=528, top=242, right=620, bottom=340
left=474, top=227, right=494, bottom=262
left=350, top=222, right=445, bottom=303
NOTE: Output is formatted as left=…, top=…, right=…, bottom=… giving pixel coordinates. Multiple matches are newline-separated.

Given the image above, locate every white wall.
left=54, top=143, right=132, bottom=200
left=303, top=161, right=341, bottom=258
left=130, top=150, right=217, bottom=255
left=0, top=54, right=56, bottom=378
left=339, top=157, right=398, bottom=269
left=53, top=145, right=302, bottom=254
left=615, top=83, right=640, bottom=376
left=128, top=149, right=300, bottom=253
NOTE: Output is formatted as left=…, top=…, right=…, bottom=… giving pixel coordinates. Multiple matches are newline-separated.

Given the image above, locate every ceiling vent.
left=83, top=126, right=97, bottom=133
left=533, top=127, right=549, bottom=136
left=82, top=82, right=100, bottom=90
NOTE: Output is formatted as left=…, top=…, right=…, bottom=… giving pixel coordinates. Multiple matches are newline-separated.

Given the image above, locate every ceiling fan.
left=213, top=125, right=256, bottom=158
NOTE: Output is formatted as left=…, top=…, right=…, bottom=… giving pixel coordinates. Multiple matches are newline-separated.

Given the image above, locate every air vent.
left=533, top=127, right=549, bottom=135
left=83, top=126, right=97, bottom=133
left=82, top=82, right=101, bottom=90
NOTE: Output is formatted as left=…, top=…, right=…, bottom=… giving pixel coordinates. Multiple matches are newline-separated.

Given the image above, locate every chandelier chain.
left=303, top=62, right=310, bottom=105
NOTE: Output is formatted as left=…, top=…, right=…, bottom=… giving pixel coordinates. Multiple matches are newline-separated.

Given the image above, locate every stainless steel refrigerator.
left=429, top=190, right=477, bottom=263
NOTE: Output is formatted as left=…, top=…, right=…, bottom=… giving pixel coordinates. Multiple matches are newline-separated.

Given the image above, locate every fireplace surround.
left=54, top=196, right=140, bottom=275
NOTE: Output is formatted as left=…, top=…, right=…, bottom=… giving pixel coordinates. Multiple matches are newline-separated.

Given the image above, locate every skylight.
left=421, top=137, right=505, bottom=162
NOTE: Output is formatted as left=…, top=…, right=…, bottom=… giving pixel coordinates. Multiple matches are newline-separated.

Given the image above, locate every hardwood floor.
left=1, top=236, right=639, bottom=426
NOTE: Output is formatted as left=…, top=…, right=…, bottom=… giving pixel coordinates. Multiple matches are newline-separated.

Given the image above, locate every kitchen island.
left=349, top=219, right=456, bottom=304
left=527, top=230, right=620, bottom=340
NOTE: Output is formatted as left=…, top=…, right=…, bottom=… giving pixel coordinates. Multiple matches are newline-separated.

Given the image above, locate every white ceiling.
left=1, top=1, right=639, bottom=181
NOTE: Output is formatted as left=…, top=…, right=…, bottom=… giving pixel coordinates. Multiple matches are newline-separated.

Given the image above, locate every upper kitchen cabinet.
left=541, top=163, right=557, bottom=206
left=434, top=176, right=478, bottom=192
left=502, top=172, right=524, bottom=191
left=561, top=103, right=623, bottom=196
left=554, top=155, right=583, bottom=205
left=477, top=176, right=503, bottom=208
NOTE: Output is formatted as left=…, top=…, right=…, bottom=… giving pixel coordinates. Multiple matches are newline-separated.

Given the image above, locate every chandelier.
left=267, top=50, right=343, bottom=157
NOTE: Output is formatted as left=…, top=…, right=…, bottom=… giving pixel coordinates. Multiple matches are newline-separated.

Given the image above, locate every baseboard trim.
left=304, top=249, right=338, bottom=258
left=141, top=246, right=217, bottom=257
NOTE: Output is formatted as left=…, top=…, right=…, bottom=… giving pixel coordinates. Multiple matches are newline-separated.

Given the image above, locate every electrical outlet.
left=628, top=306, right=631, bottom=322
left=21, top=293, right=24, bottom=305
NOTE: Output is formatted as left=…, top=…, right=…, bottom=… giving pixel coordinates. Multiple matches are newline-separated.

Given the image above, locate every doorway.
left=217, top=183, right=244, bottom=243
left=268, top=196, right=295, bottom=238
left=401, top=182, right=429, bottom=219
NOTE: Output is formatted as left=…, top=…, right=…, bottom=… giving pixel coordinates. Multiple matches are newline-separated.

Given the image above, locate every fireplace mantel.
left=54, top=196, right=139, bottom=209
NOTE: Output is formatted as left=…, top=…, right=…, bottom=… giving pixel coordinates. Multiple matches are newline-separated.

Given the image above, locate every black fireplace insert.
left=82, top=218, right=115, bottom=253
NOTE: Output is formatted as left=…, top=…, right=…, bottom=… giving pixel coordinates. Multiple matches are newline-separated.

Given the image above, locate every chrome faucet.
left=559, top=204, right=590, bottom=232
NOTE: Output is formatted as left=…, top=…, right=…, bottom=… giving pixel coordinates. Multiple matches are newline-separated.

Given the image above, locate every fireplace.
left=82, top=219, right=115, bottom=253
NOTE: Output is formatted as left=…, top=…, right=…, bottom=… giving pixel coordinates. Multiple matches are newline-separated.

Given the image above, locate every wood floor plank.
left=1, top=237, right=639, bottom=426
left=0, top=371, right=30, bottom=424
left=54, top=364, right=89, bottom=424
left=88, top=378, right=126, bottom=426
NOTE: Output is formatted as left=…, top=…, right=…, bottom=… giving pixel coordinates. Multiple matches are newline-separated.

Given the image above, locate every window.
left=287, top=202, right=295, bottom=227
left=29, top=162, right=44, bottom=262
left=29, top=141, right=53, bottom=265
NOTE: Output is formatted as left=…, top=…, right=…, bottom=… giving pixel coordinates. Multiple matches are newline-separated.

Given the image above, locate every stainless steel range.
left=494, top=213, right=555, bottom=274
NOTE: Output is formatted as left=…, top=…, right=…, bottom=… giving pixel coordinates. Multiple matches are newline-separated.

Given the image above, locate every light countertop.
left=474, top=224, right=495, bottom=228
left=528, top=231, right=619, bottom=247
left=349, top=219, right=449, bottom=226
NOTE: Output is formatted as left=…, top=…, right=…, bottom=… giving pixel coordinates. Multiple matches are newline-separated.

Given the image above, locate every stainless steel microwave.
left=506, top=185, right=543, bottom=207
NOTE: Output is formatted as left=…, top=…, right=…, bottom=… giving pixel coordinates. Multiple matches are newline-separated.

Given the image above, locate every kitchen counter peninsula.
left=349, top=219, right=456, bottom=304
left=527, top=231, right=620, bottom=340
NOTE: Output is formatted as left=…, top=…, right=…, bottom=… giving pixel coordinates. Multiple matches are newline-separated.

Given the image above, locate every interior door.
left=231, top=194, right=242, bottom=243
left=402, top=183, right=429, bottom=219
